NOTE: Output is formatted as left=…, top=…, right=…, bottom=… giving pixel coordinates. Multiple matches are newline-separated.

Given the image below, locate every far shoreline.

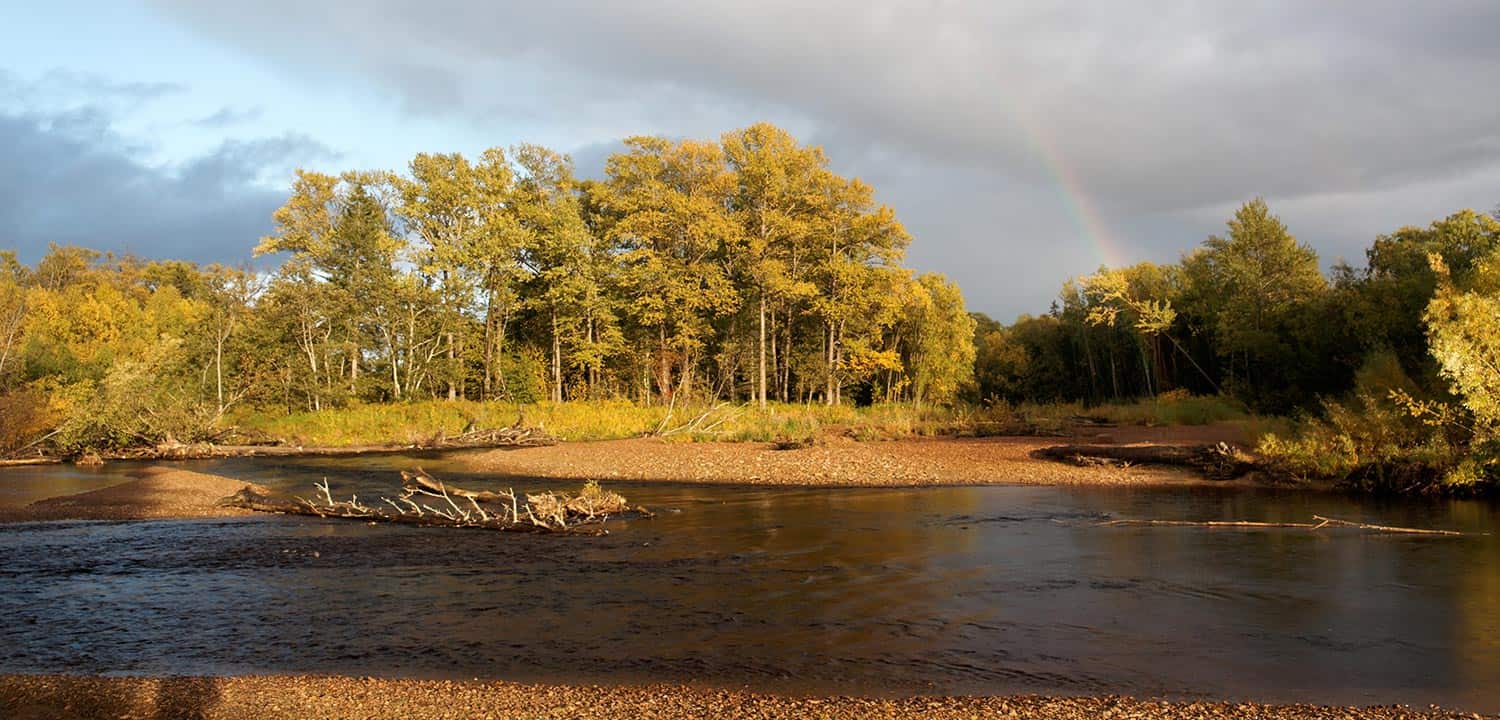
left=0, top=425, right=1301, bottom=524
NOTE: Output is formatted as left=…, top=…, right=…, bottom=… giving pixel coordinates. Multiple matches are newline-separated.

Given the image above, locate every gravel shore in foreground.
left=0, top=675, right=1487, bottom=720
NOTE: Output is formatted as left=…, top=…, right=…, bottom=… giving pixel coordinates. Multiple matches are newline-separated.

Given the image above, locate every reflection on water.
left=0, top=454, right=1497, bottom=712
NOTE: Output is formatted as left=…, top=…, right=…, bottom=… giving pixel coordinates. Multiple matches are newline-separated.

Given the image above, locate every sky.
left=2, top=1, right=1498, bottom=321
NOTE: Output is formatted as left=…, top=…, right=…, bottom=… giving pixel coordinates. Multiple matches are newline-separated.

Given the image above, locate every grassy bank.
left=229, top=395, right=1250, bottom=447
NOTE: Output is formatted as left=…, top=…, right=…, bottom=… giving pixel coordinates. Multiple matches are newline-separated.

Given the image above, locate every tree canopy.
left=0, top=124, right=977, bottom=454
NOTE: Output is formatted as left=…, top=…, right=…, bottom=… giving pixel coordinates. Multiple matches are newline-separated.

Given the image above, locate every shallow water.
left=1, top=454, right=1498, bottom=712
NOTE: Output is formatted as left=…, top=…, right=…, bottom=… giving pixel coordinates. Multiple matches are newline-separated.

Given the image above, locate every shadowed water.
left=1, top=454, right=1497, bottom=712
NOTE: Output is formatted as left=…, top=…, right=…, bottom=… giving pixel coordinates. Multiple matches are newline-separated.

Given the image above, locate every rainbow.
left=1015, top=113, right=1128, bottom=270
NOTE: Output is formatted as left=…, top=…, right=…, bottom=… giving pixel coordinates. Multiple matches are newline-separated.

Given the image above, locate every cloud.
left=140, top=1, right=1500, bottom=316
left=195, top=105, right=264, bottom=128
left=0, top=95, right=334, bottom=265
left=0, top=68, right=183, bottom=114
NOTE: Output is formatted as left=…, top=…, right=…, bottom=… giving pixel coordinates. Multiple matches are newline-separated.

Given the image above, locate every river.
left=1, top=453, right=1497, bottom=712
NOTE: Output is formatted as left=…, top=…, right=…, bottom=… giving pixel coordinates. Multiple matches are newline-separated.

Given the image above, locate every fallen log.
left=220, top=472, right=650, bottom=534
left=1101, top=514, right=1478, bottom=536
left=401, top=468, right=510, bottom=503
left=1031, top=442, right=1256, bottom=480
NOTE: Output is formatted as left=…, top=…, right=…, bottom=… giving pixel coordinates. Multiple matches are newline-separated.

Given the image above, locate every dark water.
left=1, top=455, right=1498, bottom=712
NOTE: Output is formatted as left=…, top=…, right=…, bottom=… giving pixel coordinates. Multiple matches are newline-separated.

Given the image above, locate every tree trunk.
left=447, top=331, right=456, bottom=400
left=758, top=292, right=767, bottom=409
left=483, top=301, right=495, bottom=400
left=586, top=312, right=597, bottom=399
left=551, top=311, right=563, bottom=403
left=828, top=322, right=840, bottom=405
left=387, top=329, right=402, bottom=400
left=214, top=327, right=226, bottom=416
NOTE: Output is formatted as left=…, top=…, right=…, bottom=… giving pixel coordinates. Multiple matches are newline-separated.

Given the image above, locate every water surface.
left=1, top=454, right=1496, bottom=712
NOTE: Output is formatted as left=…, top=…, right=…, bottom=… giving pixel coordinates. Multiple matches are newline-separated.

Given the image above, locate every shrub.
left=1255, top=352, right=1472, bottom=492
left=0, top=389, right=51, bottom=454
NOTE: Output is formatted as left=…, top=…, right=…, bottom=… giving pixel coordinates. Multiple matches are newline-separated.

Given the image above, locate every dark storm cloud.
left=0, top=102, right=333, bottom=265
left=148, top=1, right=1500, bottom=317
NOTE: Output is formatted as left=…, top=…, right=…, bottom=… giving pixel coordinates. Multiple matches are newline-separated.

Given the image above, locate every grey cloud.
left=0, top=103, right=334, bottom=265
left=568, top=140, right=628, bottom=181
left=149, top=1, right=1500, bottom=317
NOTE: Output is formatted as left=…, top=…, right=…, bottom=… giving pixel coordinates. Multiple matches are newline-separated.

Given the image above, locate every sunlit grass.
left=229, top=392, right=1252, bottom=447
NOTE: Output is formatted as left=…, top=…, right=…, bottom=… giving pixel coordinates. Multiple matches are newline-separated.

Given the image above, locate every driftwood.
left=1031, top=442, right=1256, bottom=480
left=5, top=424, right=558, bottom=466
left=220, top=471, right=650, bottom=534
left=650, top=402, right=742, bottom=438
left=1101, top=514, right=1479, bottom=536
left=431, top=425, right=556, bottom=449
left=401, top=468, right=509, bottom=503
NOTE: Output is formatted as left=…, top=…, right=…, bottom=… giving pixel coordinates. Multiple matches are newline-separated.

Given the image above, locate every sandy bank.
left=466, top=434, right=1253, bottom=487
left=0, top=675, right=1477, bottom=720
left=0, top=467, right=262, bottom=522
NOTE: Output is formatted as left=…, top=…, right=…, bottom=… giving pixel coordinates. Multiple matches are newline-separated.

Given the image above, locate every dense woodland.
left=968, top=200, right=1500, bottom=491
left=0, top=124, right=975, bottom=454
left=3, top=120, right=1498, bottom=492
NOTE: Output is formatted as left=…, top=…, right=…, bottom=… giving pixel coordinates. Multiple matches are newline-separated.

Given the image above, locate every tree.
left=259, top=171, right=405, bottom=401
left=807, top=171, right=910, bottom=405
left=513, top=144, right=594, bottom=403
left=606, top=136, right=742, bottom=402
left=1195, top=198, right=1326, bottom=408
left=201, top=265, right=260, bottom=416
left=721, top=123, right=825, bottom=408
left=0, top=251, right=28, bottom=388
left=899, top=273, right=976, bottom=405
left=1358, top=210, right=1500, bottom=385
left=398, top=152, right=484, bottom=401
left=1424, top=248, right=1500, bottom=444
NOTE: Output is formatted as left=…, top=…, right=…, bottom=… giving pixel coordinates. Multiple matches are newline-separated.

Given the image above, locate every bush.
left=0, top=389, right=52, bottom=454
left=1255, top=352, right=1472, bottom=492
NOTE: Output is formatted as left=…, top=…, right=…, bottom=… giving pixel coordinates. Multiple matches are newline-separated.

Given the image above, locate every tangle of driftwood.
left=1101, top=514, right=1480, bottom=536
left=219, top=468, right=649, bottom=534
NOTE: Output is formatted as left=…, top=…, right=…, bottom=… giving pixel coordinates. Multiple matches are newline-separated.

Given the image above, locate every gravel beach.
left=466, top=434, right=1245, bottom=487
left=0, top=675, right=1486, bottom=720
left=0, top=467, right=261, bottom=522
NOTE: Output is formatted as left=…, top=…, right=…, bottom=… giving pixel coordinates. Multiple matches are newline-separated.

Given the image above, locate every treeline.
left=0, top=124, right=977, bottom=454
left=970, top=199, right=1500, bottom=490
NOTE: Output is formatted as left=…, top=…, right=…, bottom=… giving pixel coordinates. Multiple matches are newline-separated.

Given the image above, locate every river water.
left=1, top=453, right=1497, bottom=712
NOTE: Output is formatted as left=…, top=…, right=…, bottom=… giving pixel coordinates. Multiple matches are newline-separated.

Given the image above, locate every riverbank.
left=0, top=468, right=260, bottom=522
left=0, top=675, right=1481, bottom=720
left=465, top=431, right=1259, bottom=487
left=0, top=425, right=1272, bottom=523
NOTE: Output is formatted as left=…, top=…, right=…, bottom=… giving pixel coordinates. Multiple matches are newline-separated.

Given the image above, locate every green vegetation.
left=226, top=395, right=1246, bottom=448
left=0, top=124, right=976, bottom=457
left=968, top=201, right=1500, bottom=493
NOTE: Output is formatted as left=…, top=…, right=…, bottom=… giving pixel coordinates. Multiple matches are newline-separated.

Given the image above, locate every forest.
left=2, top=121, right=1498, bottom=493
left=0, top=124, right=974, bottom=454
left=968, top=200, right=1500, bottom=492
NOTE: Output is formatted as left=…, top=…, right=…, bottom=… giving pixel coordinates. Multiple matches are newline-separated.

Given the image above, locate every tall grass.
left=229, top=393, right=1251, bottom=447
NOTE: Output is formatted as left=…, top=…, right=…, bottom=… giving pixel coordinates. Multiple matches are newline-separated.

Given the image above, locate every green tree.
left=808, top=171, right=910, bottom=405
left=512, top=144, right=594, bottom=402
left=899, top=273, right=976, bottom=405
left=1424, top=246, right=1500, bottom=456
left=606, top=136, right=741, bottom=402
left=0, top=251, right=28, bottom=388
left=721, top=123, right=825, bottom=408
left=1195, top=198, right=1326, bottom=408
